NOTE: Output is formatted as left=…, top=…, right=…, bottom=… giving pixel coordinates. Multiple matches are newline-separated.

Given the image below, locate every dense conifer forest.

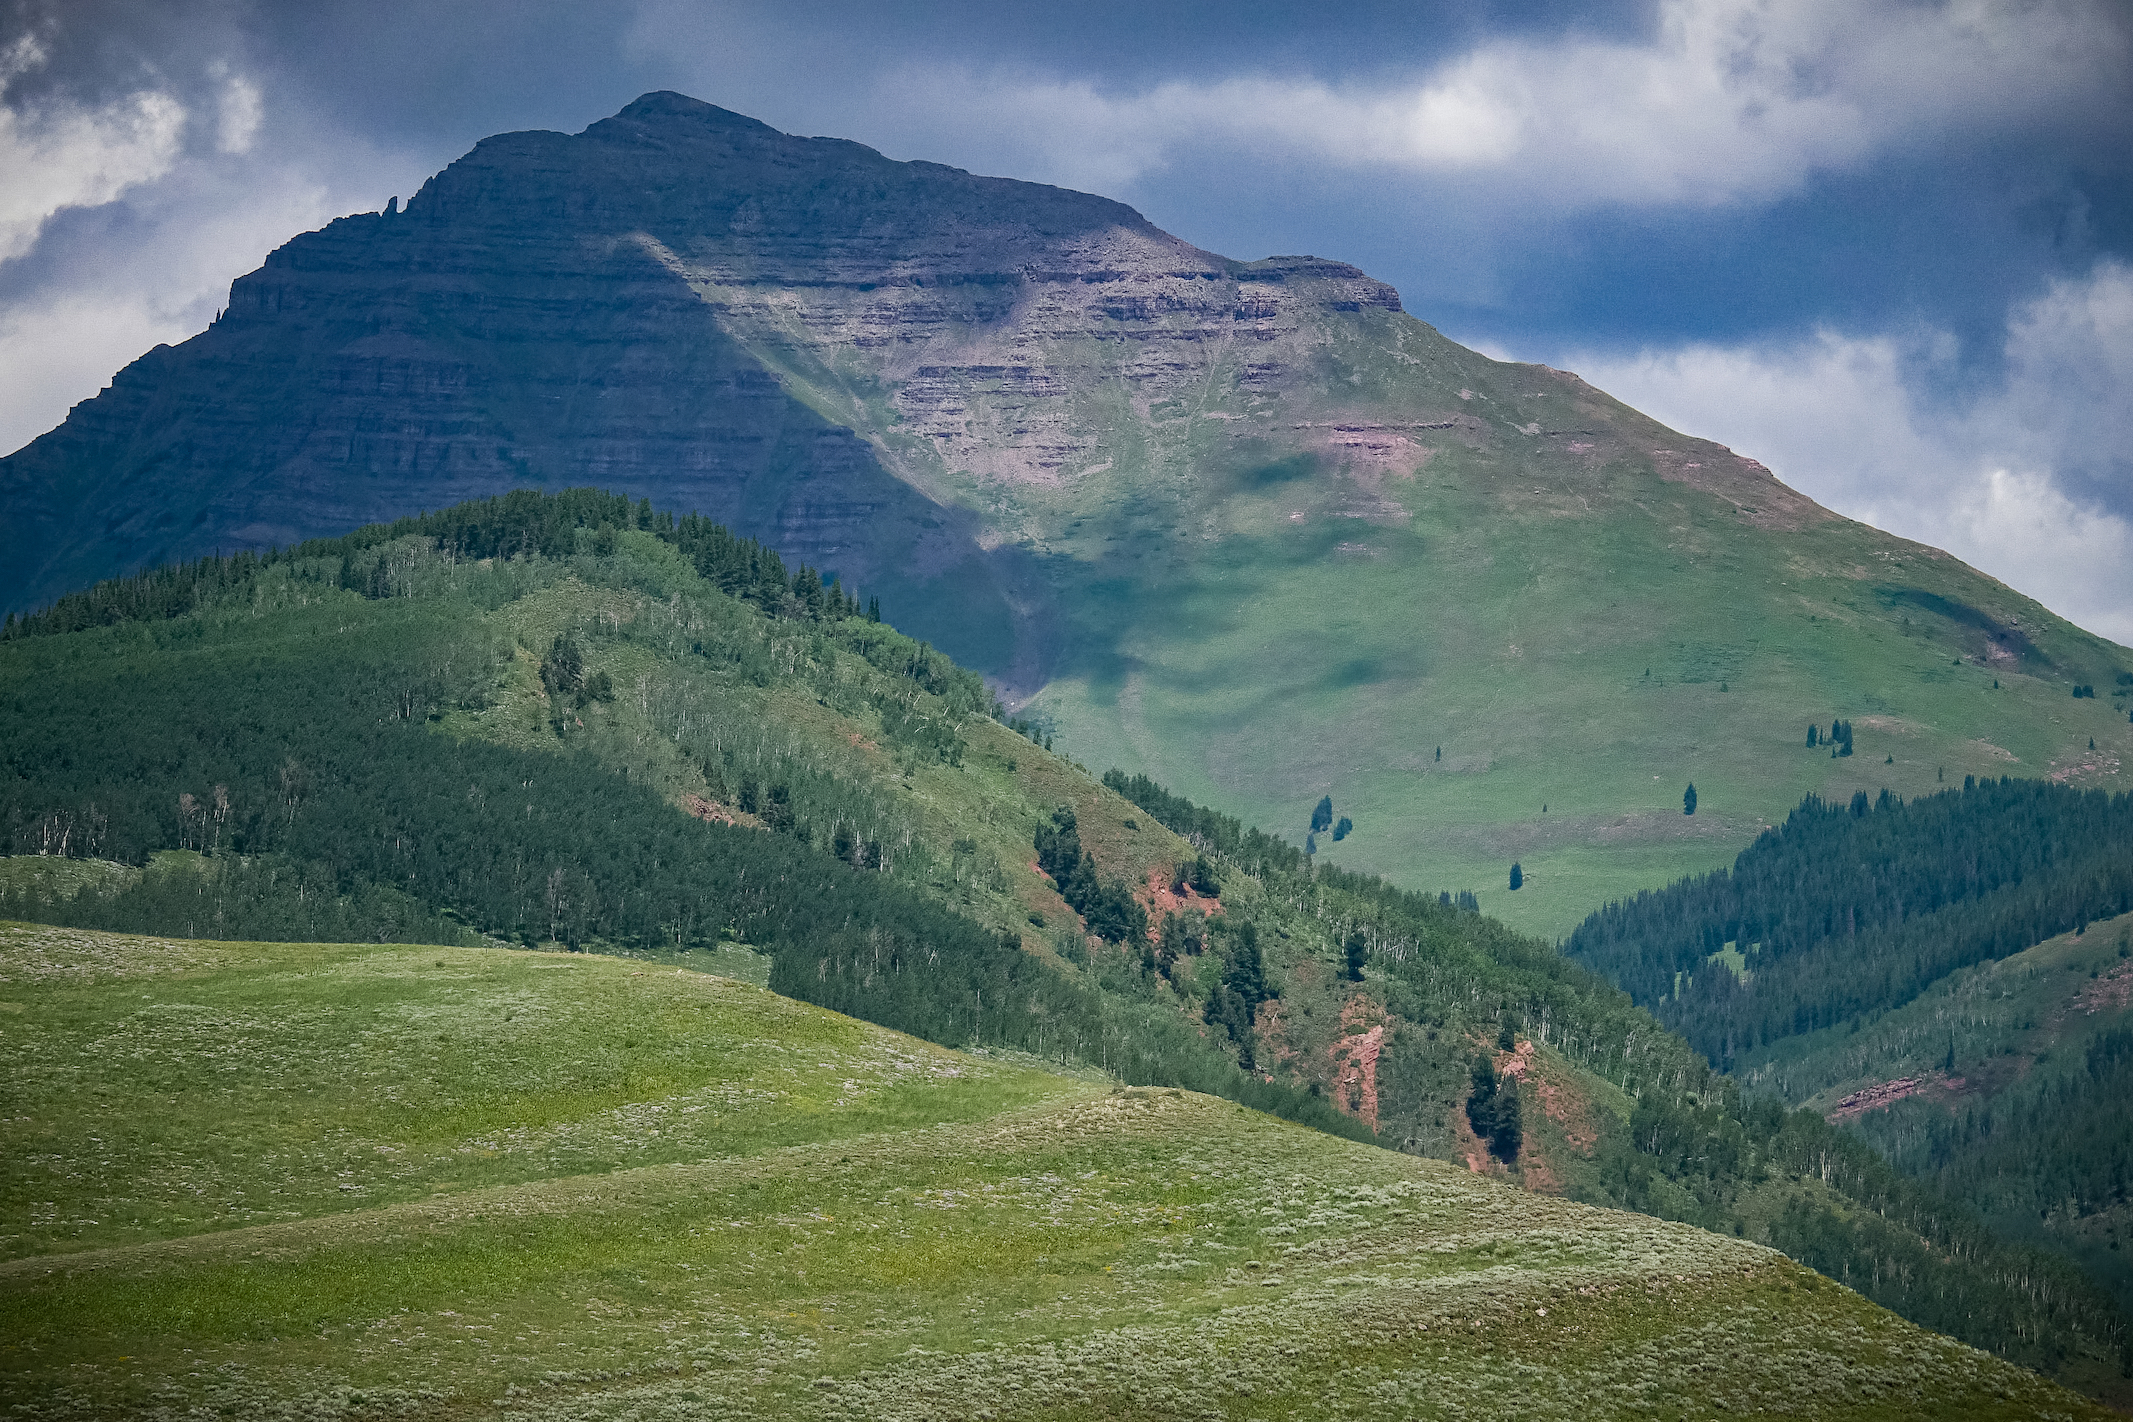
left=1567, top=780, right=2133, bottom=1066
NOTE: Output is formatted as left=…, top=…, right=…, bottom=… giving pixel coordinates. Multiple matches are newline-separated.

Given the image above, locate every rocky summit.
left=6, top=91, right=2127, bottom=931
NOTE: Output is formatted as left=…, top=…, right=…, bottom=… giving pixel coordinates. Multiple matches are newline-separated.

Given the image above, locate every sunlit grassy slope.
left=0, top=924, right=2103, bottom=1421
left=938, top=319, right=2133, bottom=942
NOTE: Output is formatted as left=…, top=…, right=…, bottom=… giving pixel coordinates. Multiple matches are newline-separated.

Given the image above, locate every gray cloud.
left=1568, top=260, right=2133, bottom=643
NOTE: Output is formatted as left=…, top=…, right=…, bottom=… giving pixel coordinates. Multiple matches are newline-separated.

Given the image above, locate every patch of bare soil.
left=2050, top=749, right=2122, bottom=784
left=1647, top=445, right=1831, bottom=530
left=1497, top=1041, right=1601, bottom=1157
left=1134, top=869, right=1223, bottom=933
left=1825, top=1074, right=1965, bottom=1123
left=681, top=793, right=753, bottom=828
left=2073, top=961, right=2133, bottom=1016
left=1328, top=996, right=1387, bottom=1132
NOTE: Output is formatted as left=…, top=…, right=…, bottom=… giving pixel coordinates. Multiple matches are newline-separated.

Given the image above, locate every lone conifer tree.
left=1508, top=862, right=1524, bottom=891
left=1311, top=795, right=1334, bottom=832
left=1683, top=783, right=1697, bottom=816
left=1807, top=723, right=1819, bottom=748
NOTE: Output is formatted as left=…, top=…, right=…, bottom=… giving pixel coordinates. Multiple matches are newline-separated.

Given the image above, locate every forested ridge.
left=0, top=490, right=1362, bottom=1141
left=1566, top=776, right=2133, bottom=1368
left=1107, top=774, right=2130, bottom=1380
left=1568, top=780, right=2133, bottom=1066
left=0, top=487, right=2126, bottom=1384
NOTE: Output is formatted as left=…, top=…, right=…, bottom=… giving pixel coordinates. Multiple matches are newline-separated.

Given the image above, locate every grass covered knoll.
left=0, top=924, right=2106, bottom=1422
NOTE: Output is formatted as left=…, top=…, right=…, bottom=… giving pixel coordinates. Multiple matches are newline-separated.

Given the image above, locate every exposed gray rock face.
left=0, top=91, right=1395, bottom=685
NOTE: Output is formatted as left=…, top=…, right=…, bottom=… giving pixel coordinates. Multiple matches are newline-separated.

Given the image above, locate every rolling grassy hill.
left=2, top=489, right=2128, bottom=1397
left=6, top=92, right=2126, bottom=938
left=0, top=922, right=2109, bottom=1421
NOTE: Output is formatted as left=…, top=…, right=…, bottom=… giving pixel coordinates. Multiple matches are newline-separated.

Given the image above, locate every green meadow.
left=0, top=923, right=2104, bottom=1421
left=939, top=314, right=2133, bottom=942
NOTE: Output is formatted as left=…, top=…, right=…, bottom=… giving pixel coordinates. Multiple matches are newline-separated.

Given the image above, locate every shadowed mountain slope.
left=6, top=90, right=2128, bottom=936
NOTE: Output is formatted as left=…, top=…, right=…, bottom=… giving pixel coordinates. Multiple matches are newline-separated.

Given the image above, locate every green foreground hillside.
left=0, top=923, right=2103, bottom=1422
left=2, top=489, right=2127, bottom=1397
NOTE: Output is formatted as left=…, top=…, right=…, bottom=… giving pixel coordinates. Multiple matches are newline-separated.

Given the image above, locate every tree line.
left=1566, top=779, right=2133, bottom=1066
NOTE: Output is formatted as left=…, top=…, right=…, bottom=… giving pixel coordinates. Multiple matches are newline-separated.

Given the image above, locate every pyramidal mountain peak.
left=5, top=92, right=2123, bottom=934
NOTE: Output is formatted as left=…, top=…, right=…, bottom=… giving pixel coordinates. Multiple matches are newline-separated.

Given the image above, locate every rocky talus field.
left=5, top=92, right=2126, bottom=934
left=0, top=923, right=2107, bottom=1422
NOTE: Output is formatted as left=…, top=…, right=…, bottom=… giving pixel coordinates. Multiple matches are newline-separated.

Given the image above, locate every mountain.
left=4, top=488, right=2127, bottom=1397
left=5, top=921, right=2108, bottom=1421
left=6, top=92, right=2128, bottom=942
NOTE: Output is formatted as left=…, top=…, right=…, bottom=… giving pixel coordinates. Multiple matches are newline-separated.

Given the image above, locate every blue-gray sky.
left=4, top=0, right=2130, bottom=635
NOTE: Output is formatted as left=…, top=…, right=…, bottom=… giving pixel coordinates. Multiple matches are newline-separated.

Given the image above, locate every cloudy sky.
left=4, top=0, right=2130, bottom=636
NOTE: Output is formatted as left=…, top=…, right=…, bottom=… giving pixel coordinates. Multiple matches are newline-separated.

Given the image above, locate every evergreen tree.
left=1808, top=723, right=1819, bottom=747
left=1509, top=862, right=1524, bottom=891
left=1489, top=1080, right=1522, bottom=1161
left=1332, top=815, right=1353, bottom=842
left=1342, top=930, right=1366, bottom=982
left=1311, top=795, right=1334, bottom=833
left=1684, top=783, right=1698, bottom=816
left=1224, top=921, right=1268, bottom=1006
left=1465, top=1055, right=1522, bottom=1162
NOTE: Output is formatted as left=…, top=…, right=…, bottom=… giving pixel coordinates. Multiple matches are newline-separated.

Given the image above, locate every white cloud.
left=1566, top=261, right=2133, bottom=645
left=215, top=72, right=262, bottom=155
left=0, top=41, right=426, bottom=458
left=0, top=34, right=189, bottom=261
left=640, top=0, right=2128, bottom=208
left=0, top=289, right=195, bottom=453
left=0, top=164, right=359, bottom=455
